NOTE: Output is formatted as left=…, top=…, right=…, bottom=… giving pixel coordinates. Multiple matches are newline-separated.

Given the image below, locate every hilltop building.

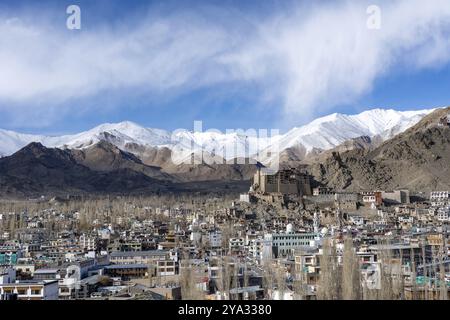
left=252, top=168, right=312, bottom=197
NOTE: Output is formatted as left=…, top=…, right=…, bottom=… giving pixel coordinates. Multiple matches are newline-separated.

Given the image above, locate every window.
left=17, top=288, right=27, bottom=295
left=31, top=289, right=42, bottom=295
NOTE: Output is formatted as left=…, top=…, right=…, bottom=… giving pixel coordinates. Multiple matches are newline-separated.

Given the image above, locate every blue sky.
left=1, top=0, right=450, bottom=135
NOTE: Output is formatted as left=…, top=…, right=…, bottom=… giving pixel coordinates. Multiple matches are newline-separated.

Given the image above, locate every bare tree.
left=317, top=238, right=341, bottom=300
left=342, top=237, right=361, bottom=300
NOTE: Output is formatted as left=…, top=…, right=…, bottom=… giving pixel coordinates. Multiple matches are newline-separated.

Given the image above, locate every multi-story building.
left=79, top=234, right=97, bottom=252
left=0, top=280, right=58, bottom=300
left=430, top=191, right=450, bottom=207
left=103, top=264, right=149, bottom=280
left=360, top=191, right=384, bottom=206
left=252, top=168, right=312, bottom=196
left=208, top=230, right=222, bottom=249
left=264, top=226, right=317, bottom=258
left=293, top=249, right=321, bottom=299
left=247, top=238, right=264, bottom=260
left=0, top=245, right=22, bottom=265
left=437, top=206, right=450, bottom=222
left=313, top=187, right=333, bottom=196
left=229, top=238, right=245, bottom=254
left=156, top=260, right=177, bottom=276
left=110, top=250, right=170, bottom=265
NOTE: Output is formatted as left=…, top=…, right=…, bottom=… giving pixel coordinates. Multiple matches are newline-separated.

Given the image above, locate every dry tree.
left=438, top=244, right=447, bottom=300
left=342, top=237, right=361, bottom=300
left=317, top=238, right=341, bottom=300
left=275, top=262, right=287, bottom=300
left=179, top=251, right=204, bottom=300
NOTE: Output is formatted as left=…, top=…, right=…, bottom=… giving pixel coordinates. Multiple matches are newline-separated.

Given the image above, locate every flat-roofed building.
left=252, top=168, right=312, bottom=196
left=110, top=250, right=170, bottom=265
left=0, top=280, right=58, bottom=300
left=156, top=260, right=177, bottom=276
left=264, top=230, right=317, bottom=258
left=103, top=264, right=150, bottom=280
left=430, top=191, right=450, bottom=207
left=0, top=245, right=22, bottom=265
left=33, top=268, right=61, bottom=281
left=381, top=190, right=410, bottom=205
left=437, top=206, right=450, bottom=222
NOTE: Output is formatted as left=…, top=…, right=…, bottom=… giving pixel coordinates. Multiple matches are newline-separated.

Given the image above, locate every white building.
left=430, top=191, right=450, bottom=207
left=437, top=206, right=450, bottom=222
left=239, top=194, right=250, bottom=203
left=349, top=215, right=365, bottom=226
left=264, top=225, right=317, bottom=258
left=0, top=276, right=58, bottom=300
left=79, top=235, right=97, bottom=251
left=247, top=238, right=264, bottom=260
left=362, top=194, right=376, bottom=203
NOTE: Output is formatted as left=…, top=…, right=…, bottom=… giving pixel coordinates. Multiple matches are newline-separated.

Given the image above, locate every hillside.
left=310, top=107, right=450, bottom=191
left=0, top=143, right=173, bottom=197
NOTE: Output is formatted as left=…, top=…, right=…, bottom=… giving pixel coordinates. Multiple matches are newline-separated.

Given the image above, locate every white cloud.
left=1, top=0, right=450, bottom=125
left=225, top=0, right=450, bottom=118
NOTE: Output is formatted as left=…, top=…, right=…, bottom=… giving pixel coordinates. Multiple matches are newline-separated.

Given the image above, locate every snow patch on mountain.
left=0, top=108, right=435, bottom=163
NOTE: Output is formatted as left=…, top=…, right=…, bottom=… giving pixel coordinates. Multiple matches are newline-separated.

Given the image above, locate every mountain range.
left=310, top=107, right=450, bottom=192
left=0, top=107, right=448, bottom=197
left=0, top=108, right=434, bottom=160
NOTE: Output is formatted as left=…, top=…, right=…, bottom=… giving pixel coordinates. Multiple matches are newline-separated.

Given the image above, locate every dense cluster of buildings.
left=0, top=169, right=449, bottom=300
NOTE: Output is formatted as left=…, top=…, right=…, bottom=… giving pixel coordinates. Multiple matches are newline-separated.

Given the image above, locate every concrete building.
left=382, top=190, right=410, bottom=205
left=264, top=226, right=317, bottom=258
left=79, top=235, right=97, bottom=252
left=229, top=238, right=245, bottom=254
left=33, top=268, right=61, bottom=281
left=239, top=194, right=250, bottom=203
left=313, top=187, right=333, bottom=196
left=430, top=191, right=450, bottom=207
left=360, top=191, right=383, bottom=206
left=437, top=206, right=450, bottom=222
left=0, top=279, right=58, bottom=300
left=247, top=238, right=264, bottom=260
left=110, top=250, right=170, bottom=265
left=208, top=230, right=222, bottom=249
left=293, top=248, right=321, bottom=299
left=0, top=245, right=22, bottom=265
left=156, top=260, right=176, bottom=276
left=103, top=264, right=149, bottom=280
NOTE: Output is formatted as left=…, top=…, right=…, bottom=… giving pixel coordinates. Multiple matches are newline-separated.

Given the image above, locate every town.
left=0, top=167, right=449, bottom=300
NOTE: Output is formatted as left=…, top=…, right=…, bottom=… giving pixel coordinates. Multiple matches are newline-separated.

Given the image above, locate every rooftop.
left=110, top=250, right=168, bottom=258
left=104, top=264, right=149, bottom=269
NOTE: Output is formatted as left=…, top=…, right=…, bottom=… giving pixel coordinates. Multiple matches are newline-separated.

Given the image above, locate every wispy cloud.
left=1, top=0, right=450, bottom=127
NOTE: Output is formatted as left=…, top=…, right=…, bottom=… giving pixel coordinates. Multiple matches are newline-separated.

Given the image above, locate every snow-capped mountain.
left=0, top=108, right=435, bottom=162
left=0, top=122, right=173, bottom=157
left=259, top=108, right=434, bottom=163
left=0, top=129, right=45, bottom=158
